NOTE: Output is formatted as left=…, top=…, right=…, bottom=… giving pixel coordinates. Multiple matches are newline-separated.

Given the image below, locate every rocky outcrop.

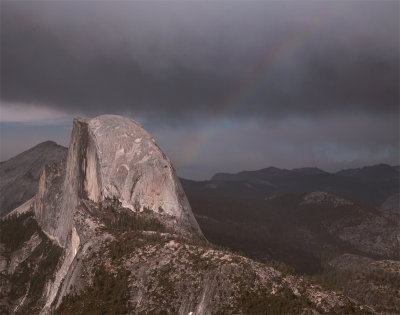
left=34, top=158, right=67, bottom=246
left=0, top=212, right=63, bottom=314
left=34, top=115, right=202, bottom=248
left=0, top=141, right=67, bottom=217
left=30, top=115, right=203, bottom=311
left=84, top=115, right=201, bottom=235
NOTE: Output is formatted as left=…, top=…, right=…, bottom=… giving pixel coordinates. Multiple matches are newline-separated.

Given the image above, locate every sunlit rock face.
left=31, top=115, right=203, bottom=311
left=34, top=115, right=202, bottom=247
left=85, top=115, right=202, bottom=235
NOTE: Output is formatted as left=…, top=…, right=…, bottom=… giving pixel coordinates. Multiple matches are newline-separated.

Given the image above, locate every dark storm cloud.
left=1, top=0, right=398, bottom=120
left=1, top=1, right=398, bottom=178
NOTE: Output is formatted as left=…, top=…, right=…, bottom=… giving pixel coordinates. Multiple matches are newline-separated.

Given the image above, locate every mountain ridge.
left=0, top=115, right=376, bottom=314
left=211, top=163, right=398, bottom=181
left=201, top=164, right=399, bottom=207
left=0, top=141, right=67, bottom=216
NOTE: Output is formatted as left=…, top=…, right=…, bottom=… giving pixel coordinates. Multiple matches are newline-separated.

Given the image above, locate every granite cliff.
left=34, top=115, right=202, bottom=248
left=2, top=115, right=204, bottom=313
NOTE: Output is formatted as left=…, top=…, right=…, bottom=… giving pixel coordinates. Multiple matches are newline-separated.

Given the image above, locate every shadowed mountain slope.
left=0, top=141, right=67, bottom=217
left=185, top=190, right=399, bottom=274
left=206, top=164, right=399, bottom=207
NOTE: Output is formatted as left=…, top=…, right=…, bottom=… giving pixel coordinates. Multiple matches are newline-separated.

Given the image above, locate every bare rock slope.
left=34, top=115, right=202, bottom=247
left=0, top=141, right=67, bottom=217
left=30, top=115, right=203, bottom=310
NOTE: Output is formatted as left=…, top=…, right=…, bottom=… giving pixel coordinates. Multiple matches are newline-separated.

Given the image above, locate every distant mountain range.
left=212, top=164, right=400, bottom=182
left=182, top=164, right=399, bottom=208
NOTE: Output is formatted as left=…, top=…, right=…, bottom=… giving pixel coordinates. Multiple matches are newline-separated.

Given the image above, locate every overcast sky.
left=1, top=0, right=398, bottom=179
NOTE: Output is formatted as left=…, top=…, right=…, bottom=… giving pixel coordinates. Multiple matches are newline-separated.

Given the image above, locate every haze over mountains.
left=182, top=164, right=399, bottom=208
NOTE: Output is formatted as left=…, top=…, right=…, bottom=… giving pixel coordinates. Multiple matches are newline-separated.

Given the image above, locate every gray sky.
left=1, top=0, right=398, bottom=179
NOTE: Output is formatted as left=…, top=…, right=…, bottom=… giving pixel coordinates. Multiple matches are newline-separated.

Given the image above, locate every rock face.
left=85, top=115, right=198, bottom=228
left=0, top=141, right=67, bottom=217
left=28, top=115, right=204, bottom=311
left=34, top=115, right=202, bottom=247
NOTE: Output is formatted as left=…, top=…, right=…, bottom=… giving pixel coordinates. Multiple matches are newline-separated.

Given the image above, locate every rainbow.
left=179, top=4, right=341, bottom=174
